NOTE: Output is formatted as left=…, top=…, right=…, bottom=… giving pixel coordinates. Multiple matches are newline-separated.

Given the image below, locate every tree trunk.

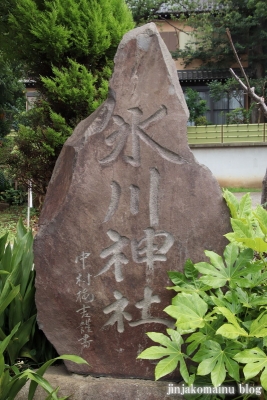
left=261, top=168, right=267, bottom=208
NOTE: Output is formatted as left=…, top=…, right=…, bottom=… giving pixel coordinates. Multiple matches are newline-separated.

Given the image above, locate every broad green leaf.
left=194, top=340, right=239, bottom=387
left=234, top=347, right=267, bottom=389
left=249, top=313, right=267, bottom=338
left=146, top=332, right=176, bottom=348
left=254, top=206, right=267, bottom=235
left=7, top=314, right=36, bottom=365
left=216, top=324, right=248, bottom=339
left=223, top=190, right=239, bottom=218
left=215, top=307, right=248, bottom=338
left=235, top=237, right=267, bottom=253
left=223, top=242, right=239, bottom=269
left=138, top=329, right=189, bottom=381
left=22, top=371, right=60, bottom=400
left=0, top=283, right=20, bottom=315
left=165, top=293, right=208, bottom=330
left=194, top=262, right=227, bottom=288
left=16, top=218, right=28, bottom=240
left=196, top=244, right=258, bottom=288
left=238, top=193, right=252, bottom=219
left=155, top=355, right=181, bottom=380
left=186, top=332, right=206, bottom=355
left=0, top=233, right=8, bottom=261
left=167, top=271, right=186, bottom=286
left=3, top=374, right=28, bottom=400
left=215, top=307, right=241, bottom=328
left=0, top=270, right=9, bottom=275
left=28, top=355, right=88, bottom=400
left=137, top=346, right=173, bottom=360
left=230, top=219, right=252, bottom=238
left=184, top=259, right=198, bottom=279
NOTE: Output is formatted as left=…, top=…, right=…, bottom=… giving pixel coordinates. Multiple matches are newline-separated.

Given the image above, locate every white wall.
left=191, top=145, right=267, bottom=188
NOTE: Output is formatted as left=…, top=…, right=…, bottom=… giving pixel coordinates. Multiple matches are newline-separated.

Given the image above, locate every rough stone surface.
left=15, top=365, right=183, bottom=400
left=34, top=23, right=230, bottom=379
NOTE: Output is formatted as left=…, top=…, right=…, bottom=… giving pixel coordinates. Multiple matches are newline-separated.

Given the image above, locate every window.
left=184, top=86, right=244, bottom=125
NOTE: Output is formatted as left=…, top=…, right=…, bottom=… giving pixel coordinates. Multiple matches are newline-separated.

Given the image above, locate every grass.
left=224, top=187, right=261, bottom=193
left=0, top=205, right=39, bottom=242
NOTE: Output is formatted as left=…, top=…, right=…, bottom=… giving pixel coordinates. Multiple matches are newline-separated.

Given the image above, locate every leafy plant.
left=185, top=88, right=209, bottom=124
left=0, top=188, right=27, bottom=205
left=138, top=190, right=267, bottom=399
left=0, top=220, right=88, bottom=399
left=0, top=219, right=55, bottom=365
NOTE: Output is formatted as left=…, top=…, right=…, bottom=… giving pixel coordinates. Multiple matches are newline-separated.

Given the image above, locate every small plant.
left=138, top=190, right=267, bottom=399
left=194, top=116, right=210, bottom=126
left=185, top=88, right=209, bottom=125
left=225, top=107, right=253, bottom=124
left=0, top=220, right=88, bottom=399
left=0, top=187, right=27, bottom=205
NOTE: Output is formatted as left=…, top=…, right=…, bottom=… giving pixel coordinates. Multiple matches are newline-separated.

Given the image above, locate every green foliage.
left=1, top=0, right=134, bottom=198
left=185, top=88, right=209, bottom=124
left=0, top=188, right=27, bottom=205
left=0, top=220, right=88, bottom=399
left=6, top=101, right=72, bottom=198
left=5, top=0, right=134, bottom=125
left=225, top=108, right=253, bottom=125
left=0, top=54, right=25, bottom=138
left=194, top=116, right=210, bottom=126
left=0, top=219, right=56, bottom=365
left=172, top=0, right=267, bottom=80
left=138, top=191, right=267, bottom=397
left=208, top=79, right=255, bottom=124
left=0, top=136, right=14, bottom=165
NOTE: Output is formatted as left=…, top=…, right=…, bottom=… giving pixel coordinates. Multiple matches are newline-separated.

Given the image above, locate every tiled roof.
left=177, top=69, right=251, bottom=82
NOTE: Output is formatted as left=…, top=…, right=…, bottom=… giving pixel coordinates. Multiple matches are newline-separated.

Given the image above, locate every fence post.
left=221, top=125, right=224, bottom=143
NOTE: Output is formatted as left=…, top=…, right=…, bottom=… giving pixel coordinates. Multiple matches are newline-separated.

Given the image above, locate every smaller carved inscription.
left=75, top=251, right=94, bottom=349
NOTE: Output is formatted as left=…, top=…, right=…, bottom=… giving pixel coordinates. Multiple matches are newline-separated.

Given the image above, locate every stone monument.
left=34, top=23, right=230, bottom=379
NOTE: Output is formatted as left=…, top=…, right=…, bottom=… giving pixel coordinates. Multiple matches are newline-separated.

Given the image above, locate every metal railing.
left=187, top=123, right=266, bottom=145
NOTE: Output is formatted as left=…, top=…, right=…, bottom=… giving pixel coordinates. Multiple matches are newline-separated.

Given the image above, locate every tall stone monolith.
left=34, top=23, right=230, bottom=379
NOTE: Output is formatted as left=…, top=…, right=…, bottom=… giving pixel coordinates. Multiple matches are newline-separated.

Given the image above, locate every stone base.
left=15, top=365, right=184, bottom=399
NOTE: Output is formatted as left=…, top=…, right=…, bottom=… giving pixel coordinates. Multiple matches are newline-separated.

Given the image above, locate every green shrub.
left=138, top=190, right=267, bottom=398
left=0, top=220, right=88, bottom=399
left=0, top=188, right=27, bottom=205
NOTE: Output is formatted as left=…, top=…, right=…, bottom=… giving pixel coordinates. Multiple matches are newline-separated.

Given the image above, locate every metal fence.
left=187, top=123, right=267, bottom=145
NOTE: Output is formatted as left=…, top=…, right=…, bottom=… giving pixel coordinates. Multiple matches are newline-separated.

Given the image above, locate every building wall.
left=191, top=145, right=266, bottom=188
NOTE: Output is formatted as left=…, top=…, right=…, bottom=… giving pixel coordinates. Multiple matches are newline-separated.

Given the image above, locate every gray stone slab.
left=34, top=22, right=230, bottom=379
left=15, top=365, right=183, bottom=400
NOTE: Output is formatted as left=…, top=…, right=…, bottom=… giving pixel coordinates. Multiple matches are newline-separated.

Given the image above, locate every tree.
left=0, top=54, right=25, bottom=138
left=5, top=0, right=134, bottom=127
left=184, top=88, right=209, bottom=124
left=126, top=0, right=194, bottom=25
left=1, top=0, right=134, bottom=201
left=223, top=28, right=267, bottom=205
left=173, top=0, right=267, bottom=80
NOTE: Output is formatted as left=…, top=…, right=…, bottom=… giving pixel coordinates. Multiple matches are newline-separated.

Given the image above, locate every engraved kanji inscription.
left=78, top=334, right=93, bottom=348
left=76, top=288, right=94, bottom=303
left=99, top=106, right=187, bottom=167
left=103, top=290, right=132, bottom=333
left=75, top=251, right=91, bottom=270
left=129, top=286, right=174, bottom=328
left=96, top=230, right=130, bottom=282
left=103, top=168, right=160, bottom=225
left=131, top=228, right=174, bottom=270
